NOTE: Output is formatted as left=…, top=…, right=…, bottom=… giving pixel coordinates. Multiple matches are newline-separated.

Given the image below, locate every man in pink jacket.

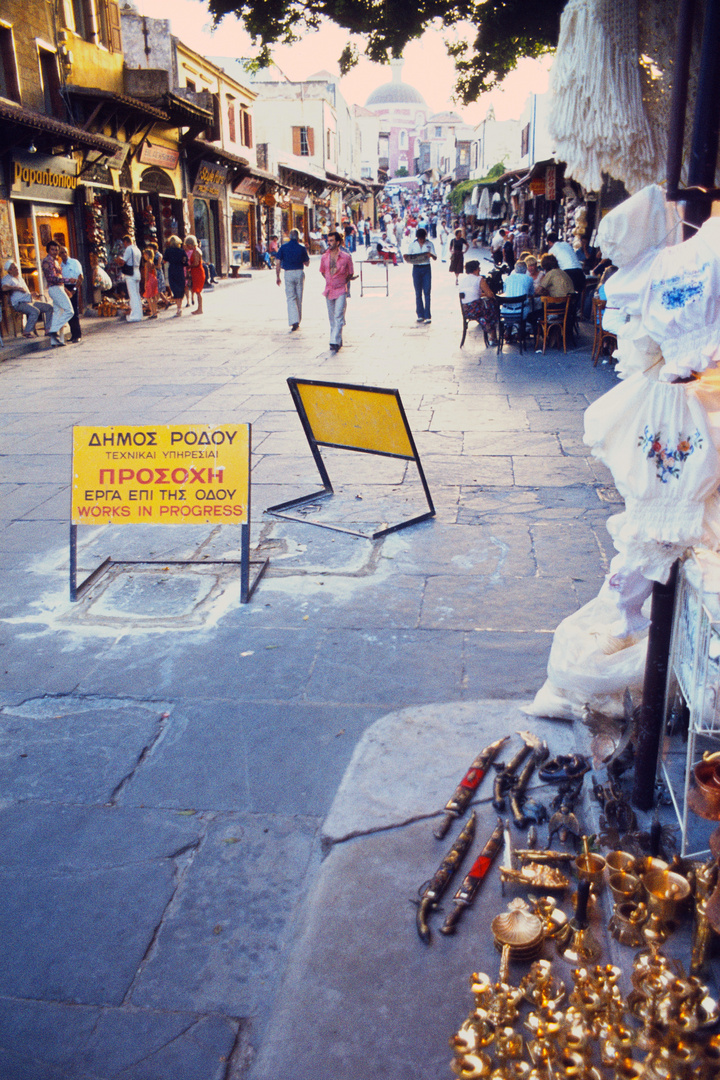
left=319, top=232, right=354, bottom=352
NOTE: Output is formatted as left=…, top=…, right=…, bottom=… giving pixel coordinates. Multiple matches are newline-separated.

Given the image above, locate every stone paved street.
left=0, top=250, right=620, bottom=1078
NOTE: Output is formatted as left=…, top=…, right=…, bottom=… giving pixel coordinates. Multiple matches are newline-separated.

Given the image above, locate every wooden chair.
left=534, top=295, right=571, bottom=354
left=459, top=291, right=494, bottom=349
left=1, top=290, right=24, bottom=340
left=497, top=294, right=532, bottom=354
left=591, top=296, right=618, bottom=365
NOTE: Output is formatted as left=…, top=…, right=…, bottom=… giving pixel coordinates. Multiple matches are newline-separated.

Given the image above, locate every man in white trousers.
left=119, top=233, right=143, bottom=322
left=275, top=229, right=310, bottom=331
left=40, top=241, right=74, bottom=347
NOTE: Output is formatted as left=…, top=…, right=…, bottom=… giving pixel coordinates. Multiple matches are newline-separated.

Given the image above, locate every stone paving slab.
left=0, top=999, right=239, bottom=1080
left=128, top=814, right=319, bottom=1016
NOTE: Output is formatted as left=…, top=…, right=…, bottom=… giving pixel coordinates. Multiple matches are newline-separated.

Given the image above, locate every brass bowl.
left=608, top=871, right=641, bottom=903
left=693, top=757, right=720, bottom=818
left=635, top=855, right=669, bottom=877
left=642, top=868, right=691, bottom=921
left=606, top=850, right=636, bottom=876
left=575, top=852, right=606, bottom=891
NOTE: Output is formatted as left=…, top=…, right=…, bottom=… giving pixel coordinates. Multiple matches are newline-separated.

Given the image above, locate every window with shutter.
left=106, top=0, right=122, bottom=51
left=293, top=126, right=314, bottom=156
left=227, top=99, right=236, bottom=142
left=243, top=111, right=252, bottom=147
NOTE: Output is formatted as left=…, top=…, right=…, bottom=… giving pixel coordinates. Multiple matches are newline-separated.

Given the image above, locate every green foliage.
left=206, top=0, right=565, bottom=101
left=448, top=162, right=506, bottom=211
left=395, top=166, right=409, bottom=177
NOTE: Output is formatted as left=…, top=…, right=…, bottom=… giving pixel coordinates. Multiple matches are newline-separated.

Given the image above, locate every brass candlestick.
left=557, top=879, right=601, bottom=964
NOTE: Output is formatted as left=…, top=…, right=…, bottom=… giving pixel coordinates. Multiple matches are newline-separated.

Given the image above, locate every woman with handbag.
left=162, top=235, right=188, bottom=317
left=117, top=234, right=143, bottom=322
left=184, top=235, right=206, bottom=316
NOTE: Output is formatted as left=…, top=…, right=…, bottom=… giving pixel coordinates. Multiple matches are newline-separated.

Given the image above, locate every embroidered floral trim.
left=661, top=280, right=704, bottom=309
left=638, top=426, right=704, bottom=482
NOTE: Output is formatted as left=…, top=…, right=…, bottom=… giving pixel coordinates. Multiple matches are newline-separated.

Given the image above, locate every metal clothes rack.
left=660, top=552, right=720, bottom=856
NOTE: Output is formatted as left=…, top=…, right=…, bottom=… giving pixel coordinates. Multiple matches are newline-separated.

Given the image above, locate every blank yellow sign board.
left=294, top=383, right=414, bottom=458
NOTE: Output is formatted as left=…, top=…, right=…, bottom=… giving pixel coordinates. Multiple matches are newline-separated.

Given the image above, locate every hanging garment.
left=548, top=0, right=664, bottom=193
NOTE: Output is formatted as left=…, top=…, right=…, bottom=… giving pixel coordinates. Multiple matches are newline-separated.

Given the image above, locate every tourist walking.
left=448, top=229, right=468, bottom=285
left=118, top=233, right=143, bottom=322
left=162, top=235, right=188, bottom=317
left=184, top=236, right=206, bottom=315
left=407, top=227, right=437, bottom=324
left=275, top=228, right=310, bottom=331
left=319, top=231, right=354, bottom=352
left=142, top=248, right=159, bottom=318
left=41, top=240, right=74, bottom=346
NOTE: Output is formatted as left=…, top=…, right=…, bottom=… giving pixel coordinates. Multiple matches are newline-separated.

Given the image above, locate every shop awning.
left=185, top=139, right=249, bottom=171
left=511, top=158, right=556, bottom=191
left=278, top=163, right=328, bottom=196
left=325, top=170, right=370, bottom=194
left=0, top=99, right=120, bottom=155
left=164, top=92, right=213, bottom=126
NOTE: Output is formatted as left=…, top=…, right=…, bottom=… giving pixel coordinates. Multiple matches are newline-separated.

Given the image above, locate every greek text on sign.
left=72, top=424, right=249, bottom=525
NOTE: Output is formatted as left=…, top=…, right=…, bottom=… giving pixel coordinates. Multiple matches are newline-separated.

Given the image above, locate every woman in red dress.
left=184, top=235, right=206, bottom=315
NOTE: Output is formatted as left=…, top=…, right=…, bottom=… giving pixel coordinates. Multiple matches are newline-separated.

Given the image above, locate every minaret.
left=390, top=58, right=404, bottom=83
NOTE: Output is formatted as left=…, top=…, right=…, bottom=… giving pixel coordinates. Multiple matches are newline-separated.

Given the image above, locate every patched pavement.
left=0, top=250, right=623, bottom=1079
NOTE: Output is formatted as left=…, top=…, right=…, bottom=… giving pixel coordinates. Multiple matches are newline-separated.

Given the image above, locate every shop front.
left=7, top=152, right=79, bottom=295
left=133, top=143, right=184, bottom=253
left=229, top=176, right=261, bottom=268
left=191, top=160, right=233, bottom=275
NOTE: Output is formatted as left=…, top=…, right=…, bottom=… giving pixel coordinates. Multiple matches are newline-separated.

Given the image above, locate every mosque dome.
left=365, top=59, right=427, bottom=109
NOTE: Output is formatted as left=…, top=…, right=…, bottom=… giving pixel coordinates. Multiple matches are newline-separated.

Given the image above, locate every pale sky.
left=130, top=0, right=553, bottom=126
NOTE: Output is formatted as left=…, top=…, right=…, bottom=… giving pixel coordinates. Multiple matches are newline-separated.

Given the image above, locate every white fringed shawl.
left=548, top=0, right=663, bottom=192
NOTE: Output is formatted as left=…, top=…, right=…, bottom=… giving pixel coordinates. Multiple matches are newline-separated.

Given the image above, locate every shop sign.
left=288, top=187, right=306, bottom=203
left=11, top=153, right=77, bottom=204
left=261, top=192, right=276, bottom=207
left=138, top=142, right=180, bottom=169
left=72, top=423, right=250, bottom=526
left=546, top=165, right=557, bottom=201
left=529, top=177, right=545, bottom=195
left=193, top=161, right=228, bottom=199
left=100, top=139, right=131, bottom=171
left=81, top=160, right=115, bottom=189
left=234, top=176, right=262, bottom=197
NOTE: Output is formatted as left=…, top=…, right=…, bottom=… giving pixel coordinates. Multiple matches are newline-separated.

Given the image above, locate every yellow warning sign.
left=294, top=382, right=414, bottom=458
left=72, top=424, right=250, bottom=525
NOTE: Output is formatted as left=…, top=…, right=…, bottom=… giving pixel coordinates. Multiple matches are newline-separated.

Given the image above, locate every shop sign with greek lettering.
left=72, top=424, right=249, bottom=525
left=11, top=153, right=78, bottom=204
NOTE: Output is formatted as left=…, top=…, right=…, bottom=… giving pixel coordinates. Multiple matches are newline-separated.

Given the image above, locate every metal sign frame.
left=265, top=377, right=435, bottom=538
left=69, top=423, right=267, bottom=604
left=359, top=260, right=389, bottom=296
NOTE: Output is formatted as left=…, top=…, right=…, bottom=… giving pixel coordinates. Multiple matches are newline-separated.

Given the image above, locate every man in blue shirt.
left=60, top=247, right=84, bottom=344
left=500, top=259, right=536, bottom=339
left=501, top=261, right=535, bottom=312
left=275, top=229, right=310, bottom=331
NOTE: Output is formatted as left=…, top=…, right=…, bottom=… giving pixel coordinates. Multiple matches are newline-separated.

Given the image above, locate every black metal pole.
left=633, top=562, right=679, bottom=810
left=633, top=0, right=720, bottom=810
left=687, top=0, right=720, bottom=202
left=666, top=0, right=696, bottom=200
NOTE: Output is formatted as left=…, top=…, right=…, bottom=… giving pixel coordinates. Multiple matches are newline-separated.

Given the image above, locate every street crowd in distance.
left=2, top=192, right=618, bottom=355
